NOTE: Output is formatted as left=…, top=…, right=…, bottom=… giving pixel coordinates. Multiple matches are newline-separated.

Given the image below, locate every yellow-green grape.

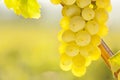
left=62, top=30, right=75, bottom=42
left=91, top=35, right=101, bottom=46
left=65, top=43, right=79, bottom=57
left=76, top=0, right=91, bottom=8
left=75, top=30, right=91, bottom=46
left=79, top=49, right=91, bottom=66
left=50, top=0, right=61, bottom=4
left=105, top=4, right=112, bottom=12
left=60, top=16, right=70, bottom=30
left=82, top=7, right=95, bottom=21
left=60, top=53, right=72, bottom=71
left=96, top=0, right=111, bottom=8
left=72, top=54, right=86, bottom=68
left=4, top=0, right=41, bottom=19
left=58, top=30, right=66, bottom=42
left=72, top=65, right=86, bottom=77
left=85, top=20, right=99, bottom=35
left=89, top=46, right=101, bottom=61
left=95, top=8, right=108, bottom=23
left=97, top=24, right=108, bottom=37
left=69, top=16, right=85, bottom=32
left=59, top=42, right=68, bottom=54
left=62, top=5, right=81, bottom=17
left=61, top=0, right=76, bottom=5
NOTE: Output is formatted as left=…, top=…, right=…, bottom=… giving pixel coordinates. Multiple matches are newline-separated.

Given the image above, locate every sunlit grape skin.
left=62, top=5, right=81, bottom=17
left=82, top=7, right=95, bottom=21
left=85, top=20, right=99, bottom=35
left=51, top=0, right=111, bottom=77
left=69, top=16, right=85, bottom=32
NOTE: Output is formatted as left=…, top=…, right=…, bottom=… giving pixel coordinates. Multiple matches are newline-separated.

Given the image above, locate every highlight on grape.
left=51, top=0, right=112, bottom=77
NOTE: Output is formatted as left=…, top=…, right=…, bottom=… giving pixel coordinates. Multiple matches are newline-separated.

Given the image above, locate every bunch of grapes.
left=4, top=0, right=41, bottom=19
left=51, top=0, right=111, bottom=77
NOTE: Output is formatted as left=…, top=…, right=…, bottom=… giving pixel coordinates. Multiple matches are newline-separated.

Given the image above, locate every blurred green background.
left=0, top=0, right=120, bottom=80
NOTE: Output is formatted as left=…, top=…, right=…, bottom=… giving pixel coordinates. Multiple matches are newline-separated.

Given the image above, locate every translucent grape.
left=75, top=30, right=91, bottom=46
left=62, top=30, right=75, bottom=42
left=97, top=24, right=108, bottom=37
left=61, top=0, right=76, bottom=5
left=60, top=53, right=72, bottom=71
left=69, top=16, right=85, bottom=32
left=65, top=43, right=79, bottom=57
left=89, top=46, right=101, bottom=60
left=85, top=20, right=99, bottom=35
left=62, top=5, right=81, bottom=17
left=95, top=8, right=108, bottom=23
left=58, top=30, right=66, bottom=42
left=82, top=7, right=95, bottom=21
left=91, top=35, right=101, bottom=46
left=105, top=4, right=112, bottom=12
left=59, top=42, right=68, bottom=54
left=79, top=49, right=91, bottom=66
left=96, top=0, right=111, bottom=8
left=60, top=16, right=70, bottom=30
left=72, top=54, right=86, bottom=68
left=76, top=0, right=91, bottom=8
left=72, top=65, right=86, bottom=77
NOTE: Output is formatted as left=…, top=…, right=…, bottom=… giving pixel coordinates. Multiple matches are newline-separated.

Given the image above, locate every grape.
left=61, top=0, right=76, bottom=5
left=82, top=7, right=95, bottom=21
left=60, top=53, right=72, bottom=71
left=105, top=4, right=112, bottom=12
left=91, top=35, right=101, bottom=46
left=72, top=65, right=86, bottom=77
left=58, top=30, right=66, bottom=42
left=59, top=42, right=68, bottom=54
left=62, top=5, right=81, bottom=17
left=79, top=49, right=91, bottom=66
left=75, top=30, right=91, bottom=46
left=72, top=54, right=86, bottom=68
left=85, top=20, right=99, bottom=35
left=62, top=30, right=75, bottom=42
left=97, top=24, right=108, bottom=37
left=95, top=8, right=108, bottom=23
left=76, top=0, right=91, bottom=8
left=89, top=46, right=101, bottom=60
left=69, top=16, right=85, bottom=32
left=51, top=0, right=111, bottom=77
left=4, top=0, right=41, bottom=19
left=60, top=16, right=70, bottom=30
left=65, top=43, right=79, bottom=57
left=96, top=0, right=111, bottom=8
left=50, top=0, right=61, bottom=4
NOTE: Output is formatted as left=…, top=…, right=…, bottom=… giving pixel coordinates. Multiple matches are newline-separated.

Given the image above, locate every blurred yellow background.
left=0, top=0, right=120, bottom=80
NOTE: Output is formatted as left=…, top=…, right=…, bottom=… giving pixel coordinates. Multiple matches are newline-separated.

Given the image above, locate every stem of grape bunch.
left=99, top=40, right=119, bottom=78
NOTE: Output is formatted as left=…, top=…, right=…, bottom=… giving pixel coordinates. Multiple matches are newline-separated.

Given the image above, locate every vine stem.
left=99, top=40, right=119, bottom=78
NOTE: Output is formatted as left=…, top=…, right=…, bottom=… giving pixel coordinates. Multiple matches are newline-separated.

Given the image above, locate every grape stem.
left=99, top=40, right=119, bottom=78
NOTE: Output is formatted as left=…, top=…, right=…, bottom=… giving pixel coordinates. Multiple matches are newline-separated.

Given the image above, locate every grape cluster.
left=4, top=0, right=41, bottom=19
left=51, top=0, right=111, bottom=77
